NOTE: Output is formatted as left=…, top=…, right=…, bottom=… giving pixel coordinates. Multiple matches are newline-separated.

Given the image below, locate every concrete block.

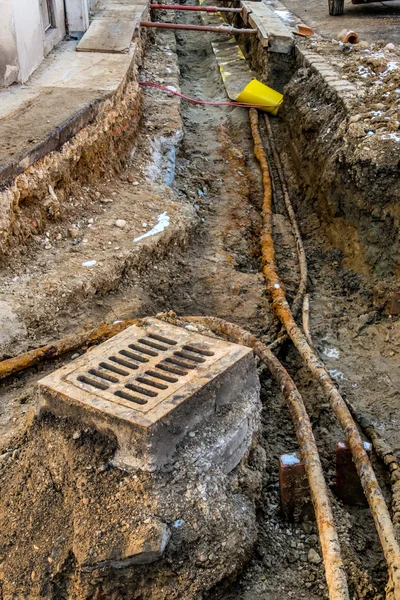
left=336, top=440, right=371, bottom=506
left=245, top=1, right=293, bottom=53
left=81, top=518, right=171, bottom=570
left=36, top=318, right=258, bottom=472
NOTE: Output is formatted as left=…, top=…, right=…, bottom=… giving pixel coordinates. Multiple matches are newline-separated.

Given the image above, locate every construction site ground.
left=0, top=1, right=400, bottom=599
left=279, top=0, right=400, bottom=44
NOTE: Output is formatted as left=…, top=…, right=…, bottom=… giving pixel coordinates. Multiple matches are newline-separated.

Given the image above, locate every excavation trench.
left=0, top=5, right=399, bottom=600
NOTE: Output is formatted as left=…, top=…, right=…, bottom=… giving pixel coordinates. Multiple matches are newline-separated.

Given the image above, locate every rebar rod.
left=0, top=320, right=140, bottom=381
left=249, top=107, right=400, bottom=599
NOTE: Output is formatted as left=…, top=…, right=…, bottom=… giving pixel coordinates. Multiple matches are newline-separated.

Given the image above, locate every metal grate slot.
left=128, top=343, right=158, bottom=357
left=174, top=350, right=206, bottom=363
left=114, top=390, right=147, bottom=405
left=183, top=344, right=215, bottom=357
left=157, top=362, right=188, bottom=377
left=120, top=349, right=149, bottom=363
left=77, top=375, right=109, bottom=391
left=125, top=383, right=158, bottom=397
left=145, top=369, right=178, bottom=383
left=165, top=357, right=196, bottom=370
left=136, top=376, right=168, bottom=390
left=110, top=355, right=139, bottom=370
left=88, top=368, right=120, bottom=383
left=148, top=333, right=177, bottom=346
left=139, top=338, right=169, bottom=351
left=99, top=361, right=129, bottom=376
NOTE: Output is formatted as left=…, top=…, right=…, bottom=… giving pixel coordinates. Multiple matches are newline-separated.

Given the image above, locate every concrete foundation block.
left=36, top=318, right=259, bottom=473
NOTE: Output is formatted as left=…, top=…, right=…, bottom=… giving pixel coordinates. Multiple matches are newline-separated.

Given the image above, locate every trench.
left=0, top=4, right=399, bottom=600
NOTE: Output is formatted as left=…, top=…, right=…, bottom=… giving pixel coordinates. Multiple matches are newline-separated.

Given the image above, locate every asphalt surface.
left=278, top=0, right=400, bottom=44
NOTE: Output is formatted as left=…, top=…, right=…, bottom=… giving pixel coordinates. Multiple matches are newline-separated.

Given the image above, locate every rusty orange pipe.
left=177, top=314, right=350, bottom=600
left=249, top=107, right=400, bottom=598
left=150, top=4, right=243, bottom=12
left=140, top=21, right=257, bottom=34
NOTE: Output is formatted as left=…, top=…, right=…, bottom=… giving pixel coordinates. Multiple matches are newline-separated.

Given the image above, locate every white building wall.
left=0, top=0, right=68, bottom=87
left=65, top=0, right=89, bottom=32
left=12, top=0, right=45, bottom=82
left=0, top=0, right=19, bottom=86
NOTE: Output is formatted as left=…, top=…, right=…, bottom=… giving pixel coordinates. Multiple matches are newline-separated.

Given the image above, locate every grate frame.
left=66, top=326, right=228, bottom=414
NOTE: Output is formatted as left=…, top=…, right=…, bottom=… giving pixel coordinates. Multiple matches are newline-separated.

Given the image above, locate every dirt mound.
left=0, top=412, right=261, bottom=599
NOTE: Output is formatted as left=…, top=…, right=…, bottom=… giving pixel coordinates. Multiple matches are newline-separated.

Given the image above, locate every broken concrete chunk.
left=84, top=519, right=171, bottom=570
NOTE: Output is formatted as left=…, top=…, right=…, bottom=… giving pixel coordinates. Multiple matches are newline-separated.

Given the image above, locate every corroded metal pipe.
left=0, top=320, right=140, bottom=381
left=249, top=107, right=400, bottom=598
left=157, top=312, right=350, bottom=600
left=140, top=21, right=257, bottom=34
left=150, top=4, right=243, bottom=12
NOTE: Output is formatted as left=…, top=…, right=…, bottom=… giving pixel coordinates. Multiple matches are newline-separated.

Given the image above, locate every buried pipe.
left=149, top=4, right=243, bottom=12
left=249, top=107, right=400, bottom=598
left=140, top=21, right=257, bottom=34
left=0, top=320, right=140, bottom=382
left=159, top=312, right=350, bottom=600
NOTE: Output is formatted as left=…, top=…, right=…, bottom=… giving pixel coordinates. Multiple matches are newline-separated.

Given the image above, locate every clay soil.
left=0, top=6, right=399, bottom=600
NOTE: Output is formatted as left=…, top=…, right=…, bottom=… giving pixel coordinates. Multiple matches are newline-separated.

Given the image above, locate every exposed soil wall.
left=0, top=41, right=144, bottom=258
left=280, top=66, right=400, bottom=279
left=235, top=27, right=400, bottom=279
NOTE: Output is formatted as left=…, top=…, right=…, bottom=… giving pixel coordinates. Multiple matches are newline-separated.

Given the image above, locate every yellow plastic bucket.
left=236, top=79, right=283, bottom=115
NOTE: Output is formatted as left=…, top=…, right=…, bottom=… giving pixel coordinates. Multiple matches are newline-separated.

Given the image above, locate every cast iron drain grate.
left=36, top=318, right=256, bottom=471
left=66, top=325, right=225, bottom=412
left=71, top=329, right=219, bottom=412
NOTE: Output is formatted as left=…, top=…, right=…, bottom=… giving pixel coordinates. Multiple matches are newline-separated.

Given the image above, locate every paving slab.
left=77, top=18, right=138, bottom=53
left=32, top=47, right=134, bottom=90
left=0, top=87, right=107, bottom=184
left=244, top=1, right=294, bottom=52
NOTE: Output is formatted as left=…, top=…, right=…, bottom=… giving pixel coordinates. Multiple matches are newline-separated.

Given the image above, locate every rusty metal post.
left=336, top=440, right=372, bottom=506
left=279, top=453, right=311, bottom=521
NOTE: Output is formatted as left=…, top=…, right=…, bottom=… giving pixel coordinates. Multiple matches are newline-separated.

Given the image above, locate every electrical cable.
left=139, top=81, right=279, bottom=110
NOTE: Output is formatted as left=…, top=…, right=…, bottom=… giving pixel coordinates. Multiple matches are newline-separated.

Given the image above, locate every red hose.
left=139, top=81, right=279, bottom=110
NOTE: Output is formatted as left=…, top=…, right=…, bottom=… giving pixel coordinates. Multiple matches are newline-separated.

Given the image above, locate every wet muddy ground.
left=0, top=5, right=399, bottom=600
